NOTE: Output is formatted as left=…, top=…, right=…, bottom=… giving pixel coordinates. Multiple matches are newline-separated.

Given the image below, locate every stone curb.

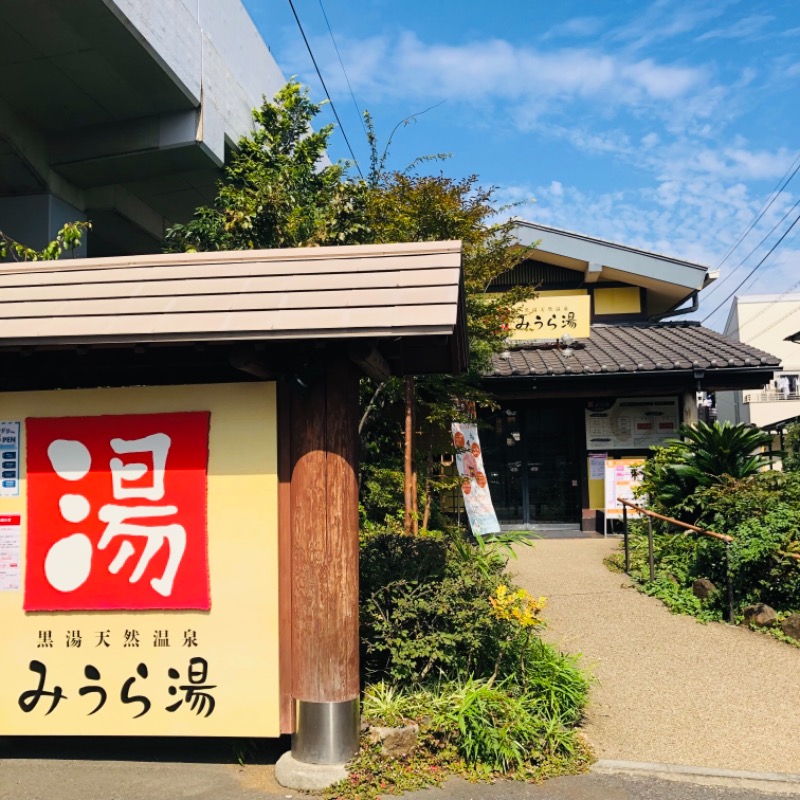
left=594, top=759, right=800, bottom=788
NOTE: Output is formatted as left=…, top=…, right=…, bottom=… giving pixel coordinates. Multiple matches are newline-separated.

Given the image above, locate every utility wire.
left=741, top=283, right=800, bottom=344
left=701, top=209, right=800, bottom=338
left=317, top=0, right=368, bottom=139
left=701, top=201, right=800, bottom=325
left=287, top=0, right=364, bottom=179
left=702, top=149, right=800, bottom=303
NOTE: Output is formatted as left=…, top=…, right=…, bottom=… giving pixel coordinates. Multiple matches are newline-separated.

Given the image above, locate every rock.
left=692, top=578, right=718, bottom=599
left=742, top=603, right=778, bottom=628
left=781, top=613, right=800, bottom=641
left=274, top=752, right=348, bottom=791
left=367, top=724, right=419, bottom=758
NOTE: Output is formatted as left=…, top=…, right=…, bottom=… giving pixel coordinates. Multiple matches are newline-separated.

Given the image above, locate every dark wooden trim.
left=485, top=368, right=778, bottom=399
left=277, top=377, right=294, bottom=733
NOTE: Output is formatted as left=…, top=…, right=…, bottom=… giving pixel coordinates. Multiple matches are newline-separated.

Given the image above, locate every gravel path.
left=512, top=537, right=800, bottom=774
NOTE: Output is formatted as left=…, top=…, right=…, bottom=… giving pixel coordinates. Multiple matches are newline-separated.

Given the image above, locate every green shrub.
left=618, top=474, right=800, bottom=622
left=354, top=527, right=592, bottom=792
left=360, top=530, right=511, bottom=684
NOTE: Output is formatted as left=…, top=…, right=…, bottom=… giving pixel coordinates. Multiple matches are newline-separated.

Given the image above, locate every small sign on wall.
left=0, top=421, right=21, bottom=496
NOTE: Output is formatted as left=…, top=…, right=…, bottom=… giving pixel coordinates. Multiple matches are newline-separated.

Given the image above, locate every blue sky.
left=243, top=0, right=800, bottom=329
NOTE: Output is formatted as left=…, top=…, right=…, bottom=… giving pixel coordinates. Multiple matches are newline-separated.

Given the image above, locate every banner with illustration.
left=451, top=422, right=500, bottom=536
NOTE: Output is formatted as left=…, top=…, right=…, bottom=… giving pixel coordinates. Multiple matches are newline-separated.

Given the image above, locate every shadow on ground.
left=0, top=734, right=291, bottom=765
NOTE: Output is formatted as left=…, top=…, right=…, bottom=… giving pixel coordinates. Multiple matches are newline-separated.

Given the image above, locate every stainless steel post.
left=292, top=699, right=360, bottom=765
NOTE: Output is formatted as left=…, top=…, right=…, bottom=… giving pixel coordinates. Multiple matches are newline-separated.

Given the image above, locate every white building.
left=716, top=294, right=800, bottom=429
left=0, top=0, right=285, bottom=257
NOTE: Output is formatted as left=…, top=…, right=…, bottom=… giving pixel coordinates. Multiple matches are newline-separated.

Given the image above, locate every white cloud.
left=610, top=1, right=734, bottom=52
left=301, top=31, right=710, bottom=123
left=541, top=17, right=605, bottom=40
left=695, top=14, right=774, bottom=42
left=507, top=171, right=800, bottom=331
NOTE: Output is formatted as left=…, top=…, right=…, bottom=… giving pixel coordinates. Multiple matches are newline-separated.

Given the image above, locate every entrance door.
left=480, top=403, right=582, bottom=528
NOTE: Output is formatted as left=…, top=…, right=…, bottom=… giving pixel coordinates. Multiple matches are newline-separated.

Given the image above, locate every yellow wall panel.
left=593, top=287, right=641, bottom=315
left=0, top=383, right=279, bottom=737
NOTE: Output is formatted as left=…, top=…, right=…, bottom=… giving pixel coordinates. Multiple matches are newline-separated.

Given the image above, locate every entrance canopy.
left=0, top=241, right=467, bottom=390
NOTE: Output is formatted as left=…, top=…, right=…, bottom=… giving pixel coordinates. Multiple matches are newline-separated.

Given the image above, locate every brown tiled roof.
left=488, top=322, right=781, bottom=378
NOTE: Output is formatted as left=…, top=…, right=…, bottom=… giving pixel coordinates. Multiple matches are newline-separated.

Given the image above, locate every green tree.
left=164, top=81, right=369, bottom=253
left=0, top=221, right=91, bottom=262
left=164, top=80, right=533, bottom=533
left=783, top=421, right=800, bottom=472
left=639, top=421, right=778, bottom=520
left=359, top=164, right=533, bottom=532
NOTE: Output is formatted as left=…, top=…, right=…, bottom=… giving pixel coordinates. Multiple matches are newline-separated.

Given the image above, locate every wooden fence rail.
left=618, top=498, right=800, bottom=624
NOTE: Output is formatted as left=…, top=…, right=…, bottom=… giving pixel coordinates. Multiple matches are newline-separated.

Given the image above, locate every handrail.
left=619, top=499, right=732, bottom=542
left=619, top=498, right=800, bottom=560
left=618, top=497, right=800, bottom=624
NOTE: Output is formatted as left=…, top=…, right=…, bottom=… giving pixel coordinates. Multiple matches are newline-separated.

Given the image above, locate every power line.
left=287, top=0, right=364, bottom=179
left=317, top=0, right=368, bottom=140
left=741, top=284, right=800, bottom=344
left=702, top=149, right=800, bottom=304
left=701, top=201, right=800, bottom=325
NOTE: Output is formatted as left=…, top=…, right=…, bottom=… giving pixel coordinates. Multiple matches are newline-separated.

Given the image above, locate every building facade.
left=716, top=295, right=800, bottom=433
left=480, top=222, right=781, bottom=531
left=0, top=0, right=285, bottom=257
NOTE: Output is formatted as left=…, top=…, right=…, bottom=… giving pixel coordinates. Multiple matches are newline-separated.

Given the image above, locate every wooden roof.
left=0, top=242, right=464, bottom=349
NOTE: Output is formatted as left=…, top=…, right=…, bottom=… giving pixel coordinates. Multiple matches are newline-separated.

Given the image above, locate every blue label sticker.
left=2, top=480, right=15, bottom=487
left=1, top=471, right=16, bottom=479
left=1, top=452, right=15, bottom=459
left=2, top=461, right=15, bottom=469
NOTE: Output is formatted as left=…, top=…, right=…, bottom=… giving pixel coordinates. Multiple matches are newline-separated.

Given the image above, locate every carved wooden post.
left=287, top=353, right=360, bottom=765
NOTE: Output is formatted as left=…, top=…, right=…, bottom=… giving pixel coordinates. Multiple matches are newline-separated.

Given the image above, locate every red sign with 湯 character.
left=25, top=412, right=210, bottom=612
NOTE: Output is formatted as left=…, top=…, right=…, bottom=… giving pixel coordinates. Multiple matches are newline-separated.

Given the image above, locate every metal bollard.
left=725, top=542, right=735, bottom=624
left=623, top=505, right=630, bottom=574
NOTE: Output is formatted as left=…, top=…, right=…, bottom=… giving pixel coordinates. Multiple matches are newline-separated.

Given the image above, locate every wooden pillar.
left=682, top=391, right=699, bottom=427
left=287, top=353, right=360, bottom=764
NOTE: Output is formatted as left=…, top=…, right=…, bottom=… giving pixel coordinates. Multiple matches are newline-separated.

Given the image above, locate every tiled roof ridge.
left=490, top=321, right=781, bottom=379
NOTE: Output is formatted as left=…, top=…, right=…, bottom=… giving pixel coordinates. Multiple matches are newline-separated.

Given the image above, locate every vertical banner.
left=452, top=422, right=500, bottom=535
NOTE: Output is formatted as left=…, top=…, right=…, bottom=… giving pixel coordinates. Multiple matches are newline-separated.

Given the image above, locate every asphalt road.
left=2, top=760, right=800, bottom=800
left=399, top=774, right=800, bottom=799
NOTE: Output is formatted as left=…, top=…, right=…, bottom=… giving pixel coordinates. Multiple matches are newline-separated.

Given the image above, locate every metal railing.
left=619, top=499, right=800, bottom=624
left=744, top=390, right=800, bottom=403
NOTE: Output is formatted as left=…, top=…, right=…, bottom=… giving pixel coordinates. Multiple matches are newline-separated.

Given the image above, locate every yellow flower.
left=489, top=585, right=546, bottom=628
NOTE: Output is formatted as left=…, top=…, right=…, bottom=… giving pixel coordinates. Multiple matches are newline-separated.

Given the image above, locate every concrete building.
left=716, top=294, right=800, bottom=430
left=0, top=0, right=285, bottom=257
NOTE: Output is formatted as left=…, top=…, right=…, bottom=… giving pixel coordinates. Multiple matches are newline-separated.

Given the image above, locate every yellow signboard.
left=0, top=382, right=280, bottom=737
left=507, top=295, right=591, bottom=341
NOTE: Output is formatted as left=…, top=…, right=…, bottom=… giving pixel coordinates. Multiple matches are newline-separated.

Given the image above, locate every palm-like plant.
left=666, top=421, right=777, bottom=487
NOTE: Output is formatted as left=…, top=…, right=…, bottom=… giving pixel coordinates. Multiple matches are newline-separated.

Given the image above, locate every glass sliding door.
left=479, top=403, right=582, bottom=528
